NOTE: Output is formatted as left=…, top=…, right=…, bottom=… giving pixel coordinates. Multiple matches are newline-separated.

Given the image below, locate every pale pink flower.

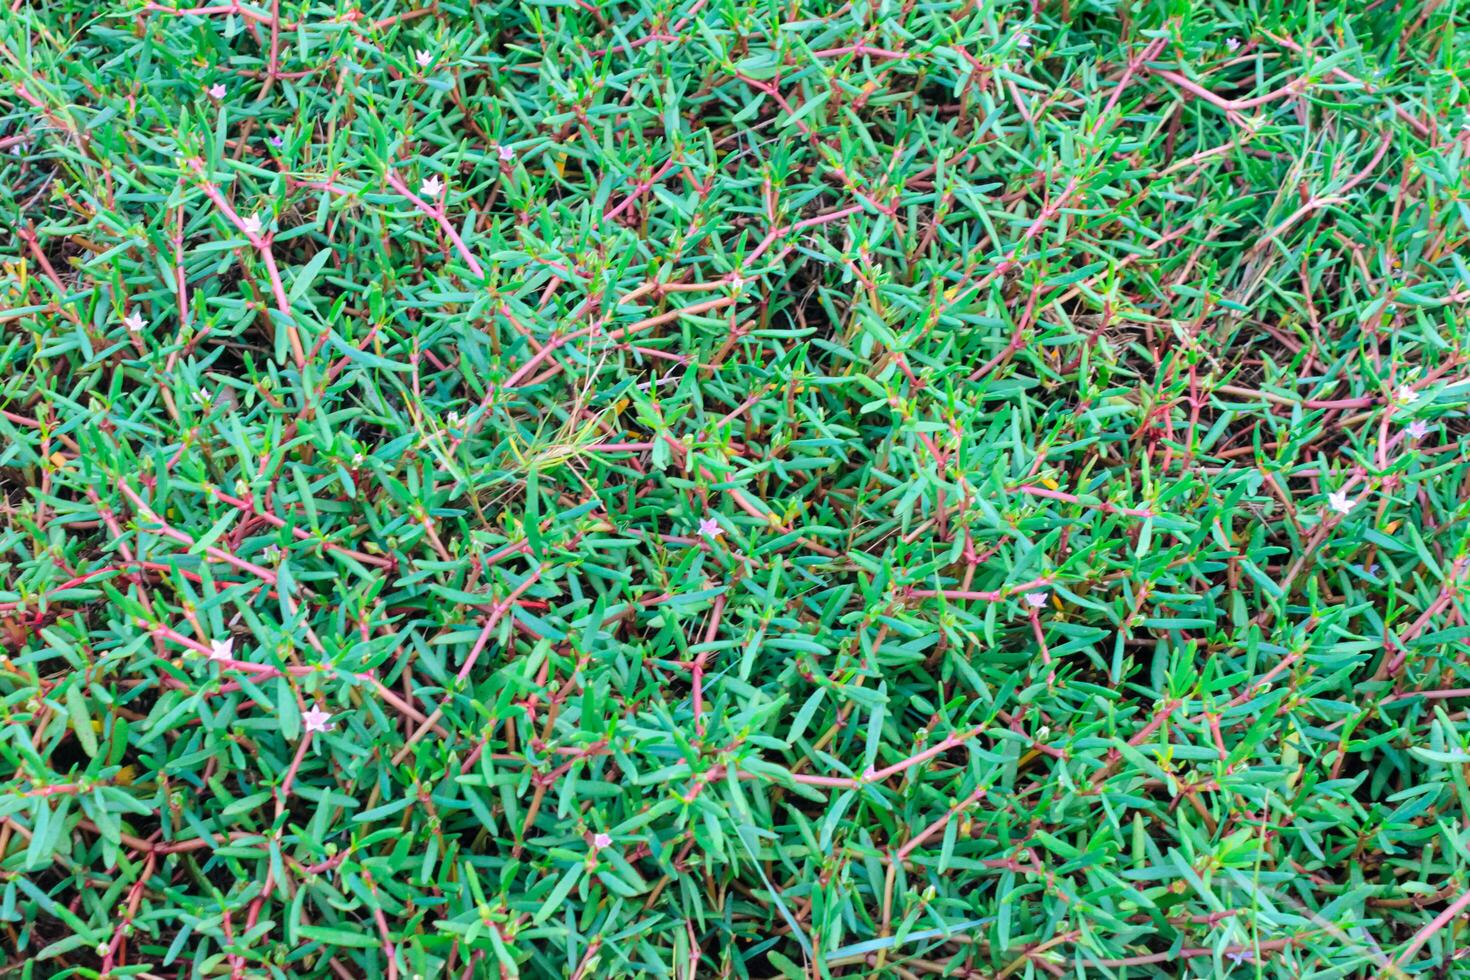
left=302, top=706, right=332, bottom=734
left=122, top=310, right=146, bottom=333
left=209, top=637, right=233, bottom=662
left=194, top=388, right=211, bottom=405
left=241, top=213, right=264, bottom=237
left=698, top=517, right=722, bottom=539
left=415, top=50, right=433, bottom=69
left=268, top=135, right=283, bottom=149
left=592, top=832, right=612, bottom=849
left=1017, top=34, right=1031, bottom=48
left=1326, top=491, right=1353, bottom=516
left=419, top=174, right=444, bottom=197
left=1407, top=419, right=1430, bottom=440
left=208, top=83, right=227, bottom=99
left=497, top=144, right=515, bottom=162
left=1225, top=37, right=1241, bottom=51
left=1395, top=384, right=1419, bottom=406
left=728, top=272, right=745, bottom=289
left=1024, top=592, right=1047, bottom=609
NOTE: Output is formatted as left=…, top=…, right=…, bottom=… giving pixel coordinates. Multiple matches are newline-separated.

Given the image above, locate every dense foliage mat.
left=4, top=0, right=1470, bottom=977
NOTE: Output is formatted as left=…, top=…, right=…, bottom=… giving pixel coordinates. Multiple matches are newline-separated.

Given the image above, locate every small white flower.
left=209, top=637, right=233, bottom=662
left=353, top=452, right=366, bottom=466
left=302, top=706, right=333, bottom=734
left=698, top=517, right=722, bottom=539
left=592, top=832, right=612, bottom=849
left=415, top=49, right=433, bottom=69
left=195, top=388, right=212, bottom=405
left=1326, top=490, right=1353, bottom=515
left=446, top=410, right=463, bottom=427
left=1017, top=34, right=1031, bottom=48
left=1407, top=419, right=1430, bottom=440
left=728, top=272, right=745, bottom=289
left=419, top=174, right=444, bottom=197
left=207, top=83, right=227, bottom=99
left=1024, top=592, right=1047, bottom=608
left=1225, top=37, right=1241, bottom=51
left=262, top=545, right=283, bottom=564
left=1037, top=725, right=1050, bottom=740
left=122, top=310, right=146, bottom=333
left=497, top=144, right=515, bottom=162
left=1395, top=384, right=1419, bottom=406
left=241, top=213, right=263, bottom=237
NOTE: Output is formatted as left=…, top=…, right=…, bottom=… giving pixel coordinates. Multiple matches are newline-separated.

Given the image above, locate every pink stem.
left=119, top=483, right=278, bottom=585
left=385, top=171, right=485, bottom=277
left=1391, top=884, right=1470, bottom=968
left=1017, top=484, right=1153, bottom=517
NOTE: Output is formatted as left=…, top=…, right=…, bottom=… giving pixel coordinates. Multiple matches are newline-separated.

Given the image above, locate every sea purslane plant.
left=3, top=1, right=1470, bottom=977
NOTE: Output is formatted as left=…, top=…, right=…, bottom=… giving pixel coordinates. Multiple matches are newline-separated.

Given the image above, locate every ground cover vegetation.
left=3, top=0, right=1470, bottom=977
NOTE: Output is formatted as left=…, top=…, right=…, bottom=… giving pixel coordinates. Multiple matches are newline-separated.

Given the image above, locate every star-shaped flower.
left=728, top=272, right=745, bottom=290
left=698, top=517, right=722, bottom=539
left=353, top=452, right=366, bottom=466
left=302, top=706, right=333, bottom=734
left=268, top=135, right=284, bottom=149
left=208, top=83, right=227, bottom=99
left=592, top=832, right=612, bottom=849
left=1395, top=384, right=1419, bottom=405
left=497, top=144, right=515, bottom=162
left=420, top=174, right=444, bottom=197
left=1017, top=34, right=1031, bottom=48
left=209, top=637, right=233, bottom=662
left=1408, top=419, right=1430, bottom=440
left=1326, top=490, right=1353, bottom=515
left=122, top=310, right=146, bottom=333
left=1024, top=592, right=1047, bottom=609
left=415, top=49, right=433, bottom=69
left=1225, top=37, right=1241, bottom=51
left=195, top=388, right=212, bottom=405
left=241, top=213, right=264, bottom=237
left=262, top=544, right=283, bottom=564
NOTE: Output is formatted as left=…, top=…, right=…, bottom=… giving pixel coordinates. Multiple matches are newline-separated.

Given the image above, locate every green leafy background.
left=2, top=0, right=1470, bottom=977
